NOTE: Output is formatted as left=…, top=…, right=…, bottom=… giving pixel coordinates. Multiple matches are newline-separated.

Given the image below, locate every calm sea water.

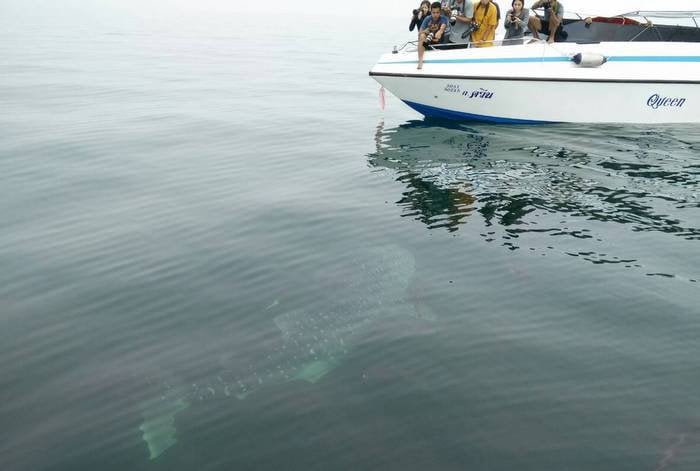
left=2, top=7, right=700, bottom=471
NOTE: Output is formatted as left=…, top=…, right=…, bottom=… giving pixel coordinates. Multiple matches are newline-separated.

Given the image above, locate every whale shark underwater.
left=139, top=244, right=434, bottom=460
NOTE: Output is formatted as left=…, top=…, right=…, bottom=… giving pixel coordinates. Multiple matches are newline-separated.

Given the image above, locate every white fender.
left=572, top=52, right=607, bottom=67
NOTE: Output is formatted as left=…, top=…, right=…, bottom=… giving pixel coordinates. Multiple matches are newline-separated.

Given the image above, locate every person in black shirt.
left=410, top=1, right=432, bottom=31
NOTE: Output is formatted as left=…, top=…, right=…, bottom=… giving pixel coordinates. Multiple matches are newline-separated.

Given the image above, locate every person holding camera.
left=417, top=2, right=449, bottom=69
left=470, top=0, right=498, bottom=47
left=447, top=0, right=472, bottom=20
left=443, top=0, right=474, bottom=43
left=440, top=0, right=454, bottom=16
left=410, top=1, right=432, bottom=32
left=528, top=0, right=564, bottom=43
left=504, top=0, right=529, bottom=44
left=439, top=0, right=467, bottom=17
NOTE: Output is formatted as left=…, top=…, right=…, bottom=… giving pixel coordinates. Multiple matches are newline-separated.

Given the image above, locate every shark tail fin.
left=139, top=396, right=190, bottom=460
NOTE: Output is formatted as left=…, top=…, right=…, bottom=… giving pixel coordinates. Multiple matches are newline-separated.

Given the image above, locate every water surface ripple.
left=1, top=8, right=700, bottom=471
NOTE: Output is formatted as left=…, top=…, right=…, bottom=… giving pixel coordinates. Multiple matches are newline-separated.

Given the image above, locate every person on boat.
left=444, top=0, right=474, bottom=43
left=492, top=1, right=501, bottom=25
left=440, top=0, right=452, bottom=14
left=528, top=0, right=564, bottom=43
left=450, top=0, right=472, bottom=18
left=503, top=0, right=529, bottom=44
left=470, top=0, right=498, bottom=47
left=410, top=1, right=432, bottom=32
left=440, top=0, right=469, bottom=17
left=417, top=2, right=449, bottom=69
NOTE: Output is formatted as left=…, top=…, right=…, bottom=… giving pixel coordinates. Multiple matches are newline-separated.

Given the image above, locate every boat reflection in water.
left=368, top=119, right=700, bottom=277
left=370, top=120, right=483, bottom=232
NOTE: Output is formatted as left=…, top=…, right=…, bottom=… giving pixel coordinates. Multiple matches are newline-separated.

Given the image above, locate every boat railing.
left=620, top=11, right=700, bottom=28
left=393, top=36, right=539, bottom=54
left=562, top=10, right=700, bottom=42
left=620, top=11, right=700, bottom=20
left=562, top=10, right=700, bottom=29
left=544, top=9, right=700, bottom=24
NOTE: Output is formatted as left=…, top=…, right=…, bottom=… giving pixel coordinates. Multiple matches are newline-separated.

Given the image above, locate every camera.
left=461, top=22, right=479, bottom=39
left=412, top=8, right=419, bottom=16
left=542, top=0, right=552, bottom=9
left=450, top=9, right=458, bottom=25
left=425, top=32, right=435, bottom=43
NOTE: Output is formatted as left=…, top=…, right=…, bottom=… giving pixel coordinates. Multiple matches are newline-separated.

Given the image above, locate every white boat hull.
left=370, top=42, right=700, bottom=124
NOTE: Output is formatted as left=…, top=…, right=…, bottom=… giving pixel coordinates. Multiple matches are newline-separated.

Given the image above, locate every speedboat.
left=369, top=10, right=700, bottom=124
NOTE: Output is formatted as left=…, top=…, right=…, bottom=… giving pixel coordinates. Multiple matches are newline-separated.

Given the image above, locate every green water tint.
left=140, top=245, right=432, bottom=460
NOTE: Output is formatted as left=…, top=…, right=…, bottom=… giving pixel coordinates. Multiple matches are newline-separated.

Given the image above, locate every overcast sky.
left=2, top=0, right=697, bottom=35
left=4, top=0, right=700, bottom=19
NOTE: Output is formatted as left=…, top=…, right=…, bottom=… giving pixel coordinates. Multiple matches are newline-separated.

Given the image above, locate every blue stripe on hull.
left=379, top=57, right=570, bottom=65
left=379, top=55, right=700, bottom=66
left=403, top=100, right=552, bottom=124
